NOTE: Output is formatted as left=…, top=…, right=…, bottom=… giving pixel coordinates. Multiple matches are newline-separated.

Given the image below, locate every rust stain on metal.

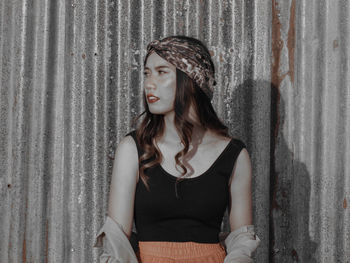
left=271, top=0, right=297, bottom=209
left=107, top=152, right=115, bottom=160
left=272, top=0, right=296, bottom=88
left=45, top=219, right=49, bottom=263
left=344, top=198, right=347, bottom=209
left=271, top=0, right=282, bottom=139
left=291, top=248, right=299, bottom=261
left=271, top=0, right=282, bottom=88
left=22, top=237, right=26, bottom=263
left=333, top=39, right=339, bottom=49
left=270, top=2, right=283, bottom=261
left=271, top=171, right=281, bottom=210
left=287, top=0, right=296, bottom=84
left=22, top=198, right=28, bottom=262
left=13, top=93, right=18, bottom=112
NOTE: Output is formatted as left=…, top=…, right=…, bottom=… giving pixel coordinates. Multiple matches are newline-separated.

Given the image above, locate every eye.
left=158, top=70, right=166, bottom=75
left=143, top=71, right=149, bottom=76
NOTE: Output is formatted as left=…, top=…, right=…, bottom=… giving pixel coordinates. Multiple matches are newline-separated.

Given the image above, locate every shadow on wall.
left=231, top=79, right=318, bottom=263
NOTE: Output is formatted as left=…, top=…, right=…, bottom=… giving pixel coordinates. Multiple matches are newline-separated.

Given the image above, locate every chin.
left=148, top=106, right=173, bottom=115
left=148, top=109, right=168, bottom=115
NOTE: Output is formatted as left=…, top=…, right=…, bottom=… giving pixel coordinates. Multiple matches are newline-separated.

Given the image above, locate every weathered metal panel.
left=271, top=0, right=350, bottom=262
left=0, top=0, right=349, bottom=262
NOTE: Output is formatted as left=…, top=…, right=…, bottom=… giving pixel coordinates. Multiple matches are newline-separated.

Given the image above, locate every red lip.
left=147, top=94, right=160, bottom=103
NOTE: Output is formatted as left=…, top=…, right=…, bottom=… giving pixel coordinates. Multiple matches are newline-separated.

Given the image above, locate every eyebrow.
left=144, top=65, right=170, bottom=70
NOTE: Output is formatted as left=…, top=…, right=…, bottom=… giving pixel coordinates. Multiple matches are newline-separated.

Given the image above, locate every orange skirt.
left=136, top=241, right=226, bottom=263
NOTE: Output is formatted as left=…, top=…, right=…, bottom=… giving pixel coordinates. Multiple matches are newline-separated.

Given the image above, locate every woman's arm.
left=228, top=148, right=253, bottom=231
left=224, top=148, right=260, bottom=263
left=107, top=135, right=139, bottom=239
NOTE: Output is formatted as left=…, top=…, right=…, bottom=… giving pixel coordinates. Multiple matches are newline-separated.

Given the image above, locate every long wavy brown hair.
left=133, top=37, right=229, bottom=192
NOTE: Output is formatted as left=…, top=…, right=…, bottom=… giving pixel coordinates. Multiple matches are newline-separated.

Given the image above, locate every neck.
left=161, top=111, right=206, bottom=145
left=162, top=111, right=180, bottom=142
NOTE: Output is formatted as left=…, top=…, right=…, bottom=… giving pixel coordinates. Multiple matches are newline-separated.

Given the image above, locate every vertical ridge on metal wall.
left=339, top=1, right=350, bottom=262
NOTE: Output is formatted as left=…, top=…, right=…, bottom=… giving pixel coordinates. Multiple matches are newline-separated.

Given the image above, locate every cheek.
left=167, top=78, right=177, bottom=102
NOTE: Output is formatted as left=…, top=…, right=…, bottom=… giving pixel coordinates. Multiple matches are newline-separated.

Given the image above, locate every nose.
left=144, top=75, right=157, bottom=91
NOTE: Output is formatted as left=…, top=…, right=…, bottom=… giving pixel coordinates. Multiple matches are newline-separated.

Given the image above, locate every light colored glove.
left=93, top=216, right=139, bottom=263
left=223, top=225, right=261, bottom=263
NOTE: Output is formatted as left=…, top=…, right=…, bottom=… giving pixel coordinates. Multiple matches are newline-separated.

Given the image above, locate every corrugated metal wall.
left=0, top=0, right=348, bottom=262
left=271, top=0, right=350, bottom=262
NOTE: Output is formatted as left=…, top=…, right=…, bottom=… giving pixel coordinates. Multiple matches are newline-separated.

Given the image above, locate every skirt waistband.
left=138, top=241, right=226, bottom=258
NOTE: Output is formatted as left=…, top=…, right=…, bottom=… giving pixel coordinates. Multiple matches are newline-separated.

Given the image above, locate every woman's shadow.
left=223, top=79, right=319, bottom=262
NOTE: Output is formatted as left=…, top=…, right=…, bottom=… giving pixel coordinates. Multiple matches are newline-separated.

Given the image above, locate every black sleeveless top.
left=126, top=130, right=246, bottom=243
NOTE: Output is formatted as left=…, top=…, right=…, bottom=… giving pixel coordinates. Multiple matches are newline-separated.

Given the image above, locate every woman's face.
left=143, top=52, right=177, bottom=115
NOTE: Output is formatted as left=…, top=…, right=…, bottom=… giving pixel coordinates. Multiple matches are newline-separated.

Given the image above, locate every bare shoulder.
left=230, top=147, right=252, bottom=185
left=236, top=148, right=252, bottom=171
left=216, top=134, right=251, bottom=173
left=116, top=135, right=138, bottom=154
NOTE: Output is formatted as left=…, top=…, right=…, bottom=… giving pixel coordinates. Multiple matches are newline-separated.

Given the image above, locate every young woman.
left=95, top=36, right=260, bottom=263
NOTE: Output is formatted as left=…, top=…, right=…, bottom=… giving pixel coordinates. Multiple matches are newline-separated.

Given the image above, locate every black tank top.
left=126, top=130, right=246, bottom=243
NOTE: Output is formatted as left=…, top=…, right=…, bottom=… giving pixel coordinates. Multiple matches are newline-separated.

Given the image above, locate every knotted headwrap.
left=145, top=36, right=216, bottom=99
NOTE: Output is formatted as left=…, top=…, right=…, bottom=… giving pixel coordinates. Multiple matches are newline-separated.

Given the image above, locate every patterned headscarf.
left=145, top=36, right=216, bottom=99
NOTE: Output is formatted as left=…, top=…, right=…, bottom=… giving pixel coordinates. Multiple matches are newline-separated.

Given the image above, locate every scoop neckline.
left=158, top=138, right=234, bottom=182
